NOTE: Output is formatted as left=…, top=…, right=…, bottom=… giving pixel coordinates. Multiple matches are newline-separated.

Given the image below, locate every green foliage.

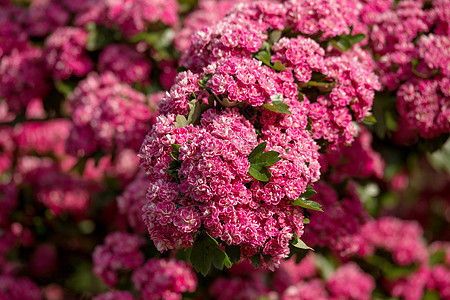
left=292, top=187, right=323, bottom=212
left=251, top=253, right=261, bottom=268
left=167, top=144, right=182, bottom=178
left=365, top=255, right=420, bottom=280
left=263, top=95, right=292, bottom=114
left=247, top=142, right=282, bottom=182
left=255, top=50, right=287, bottom=72
left=291, top=232, right=314, bottom=251
left=190, top=232, right=232, bottom=276
left=86, top=23, right=121, bottom=51
left=330, top=30, right=366, bottom=52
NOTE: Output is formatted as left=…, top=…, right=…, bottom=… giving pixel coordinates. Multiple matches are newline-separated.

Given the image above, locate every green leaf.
left=331, top=32, right=366, bottom=52
left=166, top=160, right=181, bottom=178
left=86, top=23, right=119, bottom=51
left=272, top=61, right=287, bottom=71
left=349, top=33, right=366, bottom=44
left=251, top=253, right=261, bottom=268
left=199, top=73, right=213, bottom=88
left=268, top=30, right=282, bottom=45
left=263, top=100, right=291, bottom=114
left=292, top=198, right=323, bottom=212
left=247, top=142, right=281, bottom=182
left=363, top=115, right=377, bottom=124
left=429, top=250, right=446, bottom=266
left=299, top=187, right=317, bottom=200
left=365, top=255, right=420, bottom=280
left=190, top=233, right=232, bottom=276
left=255, top=51, right=272, bottom=67
left=248, top=165, right=271, bottom=182
left=170, top=144, right=181, bottom=160
left=186, top=99, right=202, bottom=125
left=292, top=238, right=314, bottom=251
left=174, top=115, right=188, bottom=128
left=248, top=142, right=267, bottom=162
left=303, top=218, right=310, bottom=224
left=225, top=245, right=241, bottom=264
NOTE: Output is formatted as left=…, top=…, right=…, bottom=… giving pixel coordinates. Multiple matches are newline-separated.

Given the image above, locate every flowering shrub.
left=0, top=0, right=449, bottom=299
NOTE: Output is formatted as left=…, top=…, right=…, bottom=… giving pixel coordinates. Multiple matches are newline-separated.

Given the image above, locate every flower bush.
left=0, top=0, right=449, bottom=299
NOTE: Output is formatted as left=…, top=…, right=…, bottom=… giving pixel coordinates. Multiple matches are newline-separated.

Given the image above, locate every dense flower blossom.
left=0, top=9, right=28, bottom=59
left=272, top=253, right=317, bottom=294
left=19, top=0, right=70, bottom=37
left=132, top=258, right=197, bottom=300
left=320, top=126, right=385, bottom=182
left=349, top=217, right=428, bottom=266
left=282, top=279, right=328, bottom=300
left=98, top=44, right=152, bottom=85
left=93, top=232, right=145, bottom=286
left=72, top=0, right=179, bottom=37
left=13, top=119, right=71, bottom=157
left=0, top=48, right=49, bottom=113
left=66, top=72, right=153, bottom=156
left=23, top=164, right=93, bottom=216
left=0, top=126, right=15, bottom=175
left=327, top=262, right=375, bottom=300
left=175, top=0, right=251, bottom=52
left=93, top=291, right=135, bottom=300
left=0, top=275, right=42, bottom=300
left=140, top=106, right=319, bottom=268
left=397, top=78, right=450, bottom=139
left=139, top=0, right=382, bottom=270
left=302, top=182, right=368, bottom=252
left=44, top=27, right=93, bottom=80
left=117, top=171, right=148, bottom=233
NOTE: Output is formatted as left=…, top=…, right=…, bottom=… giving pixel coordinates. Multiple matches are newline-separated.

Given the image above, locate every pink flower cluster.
left=349, top=217, right=428, bottom=266
left=71, top=0, right=179, bottom=37
left=98, top=44, right=152, bottom=85
left=140, top=0, right=381, bottom=270
left=93, top=291, right=135, bottom=300
left=140, top=107, right=319, bottom=268
left=321, top=127, right=385, bottom=183
left=66, top=72, right=153, bottom=156
left=0, top=48, right=49, bottom=113
left=301, top=182, right=368, bottom=253
left=279, top=257, right=374, bottom=300
left=132, top=258, right=197, bottom=300
left=92, top=232, right=145, bottom=286
left=44, top=27, right=93, bottom=80
left=362, top=0, right=450, bottom=139
left=117, top=171, right=148, bottom=233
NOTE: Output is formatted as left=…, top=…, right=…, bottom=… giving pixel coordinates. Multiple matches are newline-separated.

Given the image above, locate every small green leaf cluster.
left=247, top=142, right=282, bottom=182
left=330, top=30, right=366, bottom=52
left=190, top=232, right=232, bottom=276
left=292, top=187, right=323, bottom=212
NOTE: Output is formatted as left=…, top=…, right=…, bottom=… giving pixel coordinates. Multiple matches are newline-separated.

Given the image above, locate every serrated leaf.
left=225, top=245, right=241, bottom=264
left=292, top=238, right=314, bottom=251
left=248, top=142, right=267, bottom=162
left=190, top=233, right=231, bottom=276
left=292, top=198, right=323, bottom=212
left=263, top=100, right=291, bottom=114
left=255, top=51, right=272, bottom=67
left=272, top=61, right=287, bottom=71
left=251, top=253, right=261, bottom=268
left=299, top=187, right=317, bottom=200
